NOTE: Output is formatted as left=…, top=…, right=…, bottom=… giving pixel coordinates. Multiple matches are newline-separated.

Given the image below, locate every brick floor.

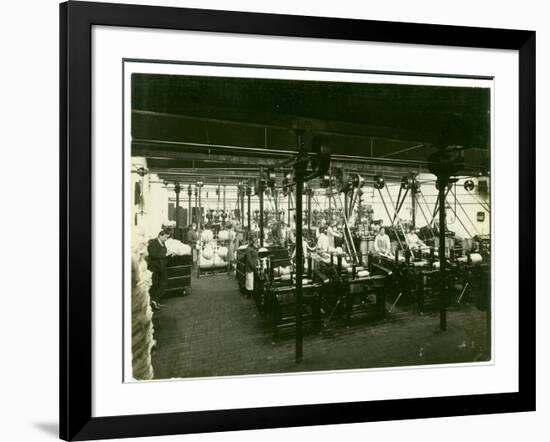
left=151, top=272, right=490, bottom=379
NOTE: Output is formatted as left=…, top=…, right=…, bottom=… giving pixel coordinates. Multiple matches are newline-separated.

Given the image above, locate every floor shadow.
left=33, top=421, right=58, bottom=438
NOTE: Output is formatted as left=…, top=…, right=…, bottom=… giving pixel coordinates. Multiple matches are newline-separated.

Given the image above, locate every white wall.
left=131, top=157, right=170, bottom=238
left=0, top=1, right=546, bottom=442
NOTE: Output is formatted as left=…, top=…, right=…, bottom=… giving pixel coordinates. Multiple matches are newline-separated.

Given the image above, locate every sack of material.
left=218, top=230, right=230, bottom=241
left=201, top=229, right=214, bottom=243
left=217, top=246, right=228, bottom=259
left=165, top=238, right=192, bottom=256
left=470, top=253, right=483, bottom=265
left=131, top=234, right=155, bottom=381
left=202, top=245, right=214, bottom=260
left=199, top=258, right=214, bottom=269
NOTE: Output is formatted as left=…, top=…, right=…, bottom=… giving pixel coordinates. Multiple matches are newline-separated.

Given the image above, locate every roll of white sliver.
left=470, top=253, right=483, bottom=265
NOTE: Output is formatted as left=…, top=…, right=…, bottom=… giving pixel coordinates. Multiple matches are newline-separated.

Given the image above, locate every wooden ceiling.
left=131, top=73, right=491, bottom=185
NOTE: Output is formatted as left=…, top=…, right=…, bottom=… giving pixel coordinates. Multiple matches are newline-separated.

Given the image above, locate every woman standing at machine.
left=316, top=226, right=330, bottom=253
left=327, top=221, right=342, bottom=249
left=291, top=236, right=316, bottom=261
left=226, top=223, right=237, bottom=272
left=245, top=236, right=260, bottom=295
left=405, top=226, right=426, bottom=252
left=279, top=221, right=288, bottom=246
left=374, top=226, right=392, bottom=257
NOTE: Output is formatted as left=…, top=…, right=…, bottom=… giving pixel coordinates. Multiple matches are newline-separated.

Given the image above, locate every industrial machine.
left=263, top=253, right=322, bottom=343
left=311, top=251, right=391, bottom=327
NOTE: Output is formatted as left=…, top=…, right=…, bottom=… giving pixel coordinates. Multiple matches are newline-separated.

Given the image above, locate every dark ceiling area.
left=131, top=73, right=491, bottom=184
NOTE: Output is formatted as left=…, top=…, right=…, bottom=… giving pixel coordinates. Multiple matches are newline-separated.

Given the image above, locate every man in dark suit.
left=147, top=230, right=171, bottom=310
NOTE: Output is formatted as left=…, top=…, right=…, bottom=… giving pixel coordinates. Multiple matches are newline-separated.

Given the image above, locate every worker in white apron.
left=374, top=226, right=392, bottom=257
left=245, top=236, right=260, bottom=294
left=327, top=222, right=342, bottom=249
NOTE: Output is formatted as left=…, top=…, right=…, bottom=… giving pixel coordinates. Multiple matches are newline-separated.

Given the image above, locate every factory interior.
left=130, top=73, right=491, bottom=381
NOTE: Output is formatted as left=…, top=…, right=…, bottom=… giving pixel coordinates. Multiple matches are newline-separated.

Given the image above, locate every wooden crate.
left=164, top=255, right=192, bottom=296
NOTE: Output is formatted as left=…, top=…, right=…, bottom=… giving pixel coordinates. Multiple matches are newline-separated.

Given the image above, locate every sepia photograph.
left=127, top=64, right=492, bottom=382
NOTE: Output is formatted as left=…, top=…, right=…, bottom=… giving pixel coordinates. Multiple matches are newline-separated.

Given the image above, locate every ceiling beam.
left=132, top=109, right=432, bottom=147
left=153, top=169, right=260, bottom=178
left=156, top=173, right=246, bottom=184
left=133, top=142, right=485, bottom=177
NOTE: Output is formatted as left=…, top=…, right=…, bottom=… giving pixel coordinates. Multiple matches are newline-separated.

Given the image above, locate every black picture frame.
left=60, top=1, right=536, bottom=440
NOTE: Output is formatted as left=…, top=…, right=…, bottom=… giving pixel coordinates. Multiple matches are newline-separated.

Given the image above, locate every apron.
left=245, top=272, right=254, bottom=291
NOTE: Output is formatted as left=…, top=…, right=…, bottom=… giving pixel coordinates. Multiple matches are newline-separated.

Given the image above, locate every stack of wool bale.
left=131, top=232, right=155, bottom=381
left=165, top=238, right=192, bottom=256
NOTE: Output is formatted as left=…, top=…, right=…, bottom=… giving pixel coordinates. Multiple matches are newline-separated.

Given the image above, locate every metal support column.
left=306, top=188, right=312, bottom=236
left=246, top=186, right=251, bottom=235
left=328, top=173, right=332, bottom=223
left=174, top=182, right=181, bottom=240
left=194, top=187, right=198, bottom=226
left=293, top=130, right=307, bottom=363
left=437, top=178, right=448, bottom=331
left=197, top=184, right=202, bottom=230
left=187, top=185, right=192, bottom=226
left=240, top=185, right=245, bottom=228
left=259, top=188, right=264, bottom=246
left=287, top=188, right=291, bottom=227
left=295, top=171, right=304, bottom=363
left=411, top=182, right=416, bottom=229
